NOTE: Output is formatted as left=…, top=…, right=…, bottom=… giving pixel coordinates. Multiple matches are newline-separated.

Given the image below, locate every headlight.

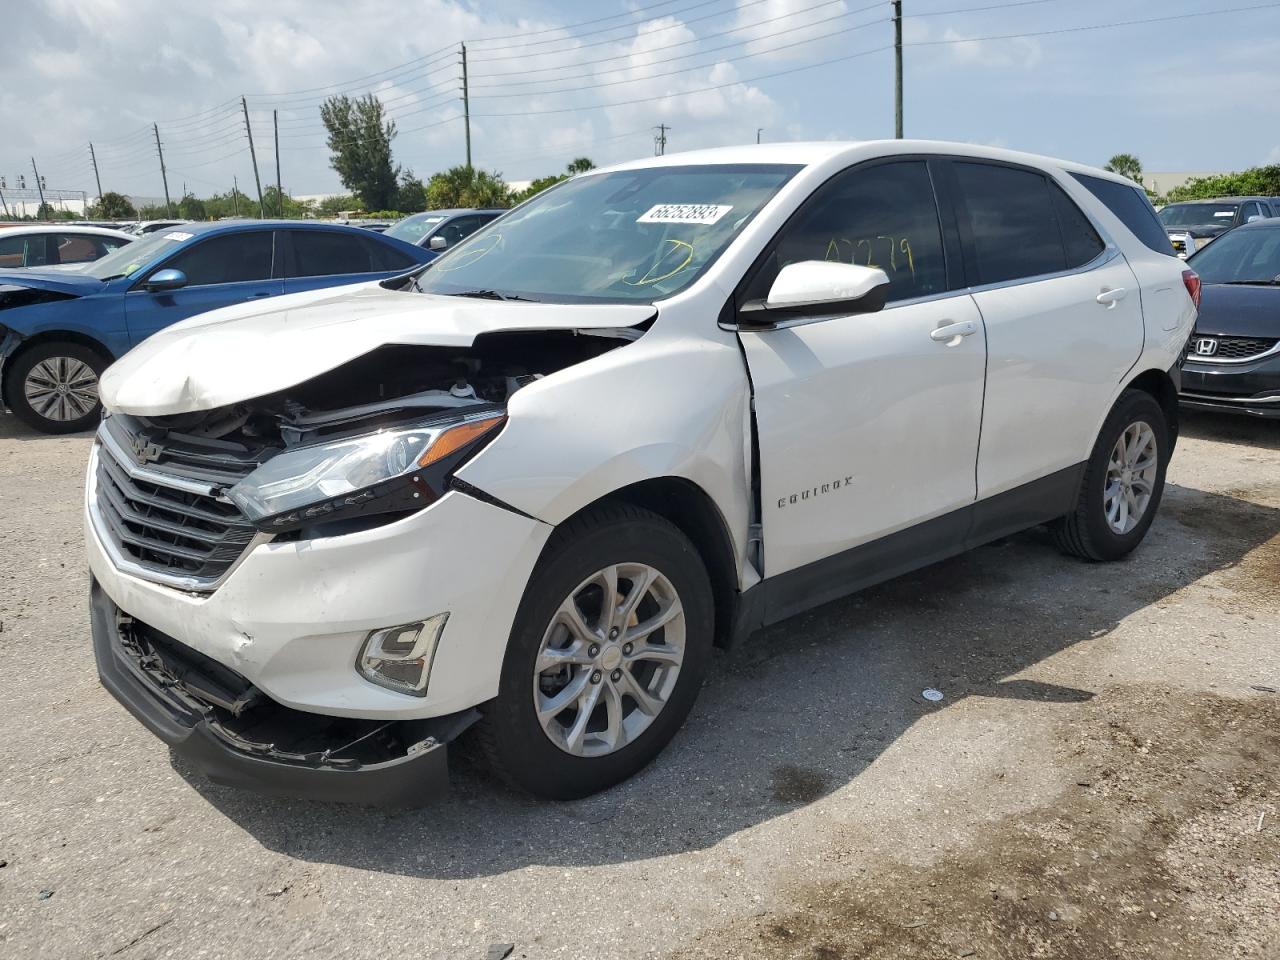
left=1194, top=236, right=1213, bottom=250
left=227, top=412, right=505, bottom=526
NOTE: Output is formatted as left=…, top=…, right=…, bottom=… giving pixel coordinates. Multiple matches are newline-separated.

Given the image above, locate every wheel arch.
left=1, top=330, right=114, bottom=406
left=558, top=476, right=743, bottom=650
left=1122, top=366, right=1180, bottom=450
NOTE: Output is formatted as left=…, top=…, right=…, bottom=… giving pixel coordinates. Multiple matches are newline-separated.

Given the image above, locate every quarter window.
left=1071, top=173, right=1173, bottom=256
left=747, top=160, right=948, bottom=304
left=955, top=162, right=1090, bottom=284
left=163, top=232, right=274, bottom=286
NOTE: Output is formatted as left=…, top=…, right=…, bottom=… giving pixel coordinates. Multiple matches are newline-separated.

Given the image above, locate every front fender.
left=453, top=326, right=755, bottom=584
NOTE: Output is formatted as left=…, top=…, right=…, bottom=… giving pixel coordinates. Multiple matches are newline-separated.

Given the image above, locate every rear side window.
left=1071, top=173, right=1174, bottom=256
left=364, top=236, right=416, bottom=271
left=954, top=162, right=1083, bottom=284
left=746, top=160, right=949, bottom=304
left=0, top=234, right=34, bottom=268
left=165, top=232, right=274, bottom=286
left=291, top=231, right=373, bottom=277
left=53, top=234, right=106, bottom=264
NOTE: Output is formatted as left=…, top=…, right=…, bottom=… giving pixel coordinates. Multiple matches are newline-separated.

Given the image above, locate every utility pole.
left=89, top=143, right=103, bottom=204
left=273, top=109, right=282, bottom=217
left=0, top=179, right=10, bottom=220
left=31, top=157, right=47, bottom=217
left=893, top=0, right=903, bottom=139
left=241, top=96, right=266, bottom=219
left=153, top=123, right=173, bottom=216
left=654, top=123, right=669, bottom=156
left=232, top=175, right=241, bottom=218
left=756, top=128, right=764, bottom=144
left=460, top=43, right=472, bottom=169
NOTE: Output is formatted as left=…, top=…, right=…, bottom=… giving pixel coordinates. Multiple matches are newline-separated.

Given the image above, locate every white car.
left=86, top=141, right=1197, bottom=803
left=0, top=224, right=133, bottom=269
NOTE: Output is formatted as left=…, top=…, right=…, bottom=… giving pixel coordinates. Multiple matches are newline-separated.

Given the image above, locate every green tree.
left=566, top=157, right=595, bottom=175
left=1104, top=153, right=1143, bottom=185
left=137, top=202, right=173, bottom=219
left=261, top=185, right=313, bottom=219
left=178, top=193, right=208, bottom=220
left=35, top=202, right=75, bottom=221
left=91, top=191, right=137, bottom=220
left=316, top=194, right=358, bottom=217
left=426, top=166, right=511, bottom=209
left=1163, top=164, right=1280, bottom=204
left=396, top=173, right=428, bottom=213
left=320, top=93, right=399, bottom=211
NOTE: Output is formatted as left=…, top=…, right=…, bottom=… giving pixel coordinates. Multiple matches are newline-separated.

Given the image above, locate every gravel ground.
left=0, top=409, right=1277, bottom=960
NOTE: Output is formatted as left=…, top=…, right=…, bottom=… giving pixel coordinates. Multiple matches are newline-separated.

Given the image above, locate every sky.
left=3, top=0, right=1280, bottom=203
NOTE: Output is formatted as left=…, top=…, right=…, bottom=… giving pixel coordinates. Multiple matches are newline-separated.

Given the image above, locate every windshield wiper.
left=450, top=289, right=541, bottom=302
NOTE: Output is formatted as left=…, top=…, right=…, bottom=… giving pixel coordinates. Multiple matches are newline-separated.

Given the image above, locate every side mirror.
left=1246, top=214, right=1263, bottom=223
left=145, top=268, right=187, bottom=292
left=428, top=235, right=448, bottom=251
left=740, top=261, right=890, bottom=324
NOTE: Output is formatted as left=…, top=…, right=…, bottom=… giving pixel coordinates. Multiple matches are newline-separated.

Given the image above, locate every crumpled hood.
left=100, top=280, right=655, bottom=416
left=0, top=270, right=105, bottom=297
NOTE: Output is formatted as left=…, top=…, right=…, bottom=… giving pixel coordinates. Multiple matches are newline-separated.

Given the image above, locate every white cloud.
left=938, top=28, right=1043, bottom=70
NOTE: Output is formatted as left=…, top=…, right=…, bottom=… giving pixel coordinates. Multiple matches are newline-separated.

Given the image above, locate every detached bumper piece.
left=91, top=580, right=477, bottom=806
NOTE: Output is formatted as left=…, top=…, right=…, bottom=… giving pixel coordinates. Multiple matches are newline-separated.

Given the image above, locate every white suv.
left=86, top=141, right=1198, bottom=803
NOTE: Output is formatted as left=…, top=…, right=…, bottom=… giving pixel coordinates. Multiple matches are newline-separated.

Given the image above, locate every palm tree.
left=1104, top=153, right=1143, bottom=185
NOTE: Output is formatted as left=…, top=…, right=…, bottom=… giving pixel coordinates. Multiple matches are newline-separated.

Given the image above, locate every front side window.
left=954, top=162, right=1079, bottom=284
left=1188, top=228, right=1280, bottom=285
left=414, top=164, right=799, bottom=303
left=53, top=234, right=104, bottom=264
left=290, top=231, right=372, bottom=277
left=744, top=160, right=948, bottom=305
left=163, top=232, right=274, bottom=286
left=1158, top=203, right=1239, bottom=227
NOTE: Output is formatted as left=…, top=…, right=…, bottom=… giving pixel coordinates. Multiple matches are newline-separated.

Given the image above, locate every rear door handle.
left=929, top=319, right=978, bottom=343
left=1096, top=287, right=1128, bottom=307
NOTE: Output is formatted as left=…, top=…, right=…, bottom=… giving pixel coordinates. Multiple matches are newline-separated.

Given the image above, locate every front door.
left=125, top=230, right=281, bottom=344
left=736, top=159, right=987, bottom=577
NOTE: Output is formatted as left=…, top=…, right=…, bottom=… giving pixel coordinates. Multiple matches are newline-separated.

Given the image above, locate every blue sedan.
left=0, top=220, right=431, bottom=433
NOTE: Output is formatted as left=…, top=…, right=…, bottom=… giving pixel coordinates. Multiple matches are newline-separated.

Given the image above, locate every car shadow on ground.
left=0, top=412, right=95, bottom=441
left=175, top=440, right=1280, bottom=881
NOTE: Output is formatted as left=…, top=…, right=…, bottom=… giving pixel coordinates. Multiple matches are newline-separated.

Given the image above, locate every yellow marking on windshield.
left=623, top=239, right=694, bottom=286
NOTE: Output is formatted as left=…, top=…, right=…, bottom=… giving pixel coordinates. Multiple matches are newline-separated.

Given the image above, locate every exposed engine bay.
left=130, top=328, right=632, bottom=450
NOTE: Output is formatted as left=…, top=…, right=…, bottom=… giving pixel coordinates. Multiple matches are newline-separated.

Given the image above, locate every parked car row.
left=79, top=141, right=1202, bottom=804
left=0, top=220, right=430, bottom=431
left=1159, top=196, right=1280, bottom=258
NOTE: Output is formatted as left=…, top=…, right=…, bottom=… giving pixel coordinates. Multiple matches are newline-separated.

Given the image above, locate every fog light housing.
left=356, top=614, right=448, bottom=696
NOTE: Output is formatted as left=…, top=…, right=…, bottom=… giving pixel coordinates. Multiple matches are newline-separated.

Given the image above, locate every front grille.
left=1208, top=336, right=1278, bottom=361
left=94, top=429, right=259, bottom=587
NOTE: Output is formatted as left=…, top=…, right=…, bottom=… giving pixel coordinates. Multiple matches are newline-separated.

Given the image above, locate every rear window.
left=1072, top=174, right=1174, bottom=255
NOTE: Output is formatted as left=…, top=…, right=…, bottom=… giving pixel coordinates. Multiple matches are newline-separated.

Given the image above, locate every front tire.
left=477, top=503, right=713, bottom=799
left=3, top=341, right=107, bottom=434
left=1053, top=389, right=1169, bottom=561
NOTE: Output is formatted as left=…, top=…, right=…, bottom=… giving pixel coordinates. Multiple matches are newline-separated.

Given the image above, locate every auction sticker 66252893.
left=637, top=203, right=733, bottom=225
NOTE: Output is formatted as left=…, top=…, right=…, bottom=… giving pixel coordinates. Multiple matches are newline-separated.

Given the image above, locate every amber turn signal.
left=418, top=415, right=506, bottom=467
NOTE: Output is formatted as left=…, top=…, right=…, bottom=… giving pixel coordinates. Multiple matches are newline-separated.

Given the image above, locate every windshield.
left=413, top=164, right=800, bottom=303
left=386, top=213, right=448, bottom=245
left=80, top=228, right=195, bottom=280
left=1188, top=227, right=1280, bottom=284
left=1159, top=203, right=1238, bottom=227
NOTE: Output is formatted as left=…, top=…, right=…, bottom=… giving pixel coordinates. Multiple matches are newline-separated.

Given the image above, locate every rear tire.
left=477, top=503, right=713, bottom=799
left=1053, top=389, right=1169, bottom=561
left=4, top=341, right=107, bottom=434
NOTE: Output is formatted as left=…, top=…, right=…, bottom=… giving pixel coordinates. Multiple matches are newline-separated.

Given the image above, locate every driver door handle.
left=1096, top=287, right=1128, bottom=307
left=929, top=319, right=978, bottom=342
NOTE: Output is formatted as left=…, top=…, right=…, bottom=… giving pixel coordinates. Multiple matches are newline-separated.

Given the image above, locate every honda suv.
left=86, top=142, right=1197, bottom=803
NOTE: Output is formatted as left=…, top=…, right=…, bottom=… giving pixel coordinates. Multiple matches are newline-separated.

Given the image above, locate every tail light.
left=1182, top=269, right=1201, bottom=309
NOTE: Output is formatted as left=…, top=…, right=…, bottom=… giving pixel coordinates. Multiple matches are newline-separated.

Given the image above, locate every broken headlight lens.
left=227, top=413, right=505, bottom=523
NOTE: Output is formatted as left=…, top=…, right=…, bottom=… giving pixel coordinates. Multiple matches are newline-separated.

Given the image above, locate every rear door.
left=737, top=158, right=987, bottom=577
left=949, top=159, right=1145, bottom=499
left=124, top=230, right=281, bottom=344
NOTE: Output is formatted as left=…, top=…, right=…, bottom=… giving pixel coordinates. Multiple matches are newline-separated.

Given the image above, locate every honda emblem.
left=1194, top=338, right=1219, bottom=357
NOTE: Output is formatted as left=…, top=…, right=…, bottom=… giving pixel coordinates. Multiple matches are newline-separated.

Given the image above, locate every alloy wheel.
left=1103, top=420, right=1158, bottom=535
left=533, top=562, right=685, bottom=757
left=23, top=357, right=99, bottom=423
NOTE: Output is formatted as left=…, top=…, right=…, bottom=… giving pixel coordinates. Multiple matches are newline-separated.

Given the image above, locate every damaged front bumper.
left=91, top=579, right=475, bottom=805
